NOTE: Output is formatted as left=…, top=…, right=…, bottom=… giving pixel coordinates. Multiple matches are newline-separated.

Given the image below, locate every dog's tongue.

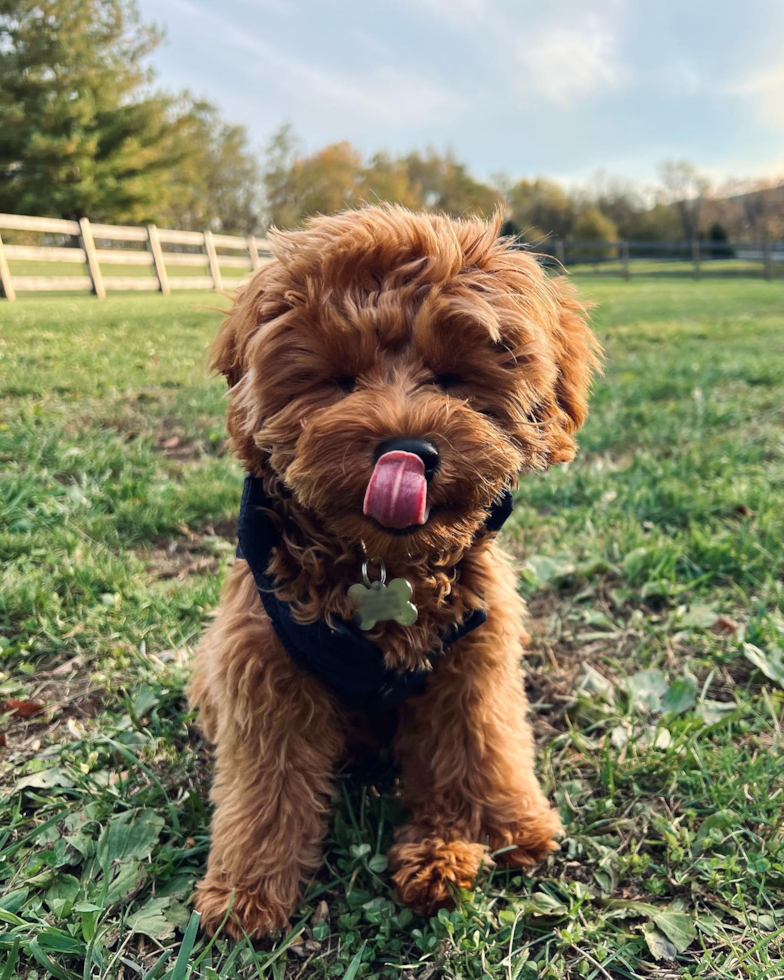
left=363, top=451, right=429, bottom=529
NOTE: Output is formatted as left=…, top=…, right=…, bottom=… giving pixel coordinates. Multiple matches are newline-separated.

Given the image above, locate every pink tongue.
left=363, top=451, right=429, bottom=529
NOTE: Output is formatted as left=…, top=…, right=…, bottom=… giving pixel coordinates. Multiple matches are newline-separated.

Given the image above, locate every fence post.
left=555, top=238, right=565, bottom=268
left=203, top=230, right=222, bottom=291
left=146, top=224, right=170, bottom=295
left=247, top=234, right=261, bottom=272
left=0, top=232, right=16, bottom=301
left=763, top=238, right=773, bottom=281
left=79, top=218, right=105, bottom=298
left=621, top=240, right=630, bottom=280
left=691, top=238, right=701, bottom=280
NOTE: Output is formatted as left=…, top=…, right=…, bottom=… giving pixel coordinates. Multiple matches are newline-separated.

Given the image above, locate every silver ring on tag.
left=361, top=558, right=387, bottom=588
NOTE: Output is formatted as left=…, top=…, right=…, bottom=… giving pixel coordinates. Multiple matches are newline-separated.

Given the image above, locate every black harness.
left=236, top=475, right=513, bottom=712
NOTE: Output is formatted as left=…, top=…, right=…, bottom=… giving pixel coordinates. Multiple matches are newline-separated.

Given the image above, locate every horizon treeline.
left=1, top=0, right=782, bottom=243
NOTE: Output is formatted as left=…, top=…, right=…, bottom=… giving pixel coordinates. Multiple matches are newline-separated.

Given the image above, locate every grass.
left=1, top=278, right=783, bottom=979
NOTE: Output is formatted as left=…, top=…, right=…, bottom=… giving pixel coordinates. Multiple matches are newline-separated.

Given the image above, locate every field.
left=1, top=278, right=783, bottom=979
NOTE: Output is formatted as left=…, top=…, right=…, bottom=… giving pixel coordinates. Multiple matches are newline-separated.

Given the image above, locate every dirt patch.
left=155, top=414, right=226, bottom=461
left=144, top=535, right=227, bottom=580
left=0, top=665, right=105, bottom=768
left=198, top=516, right=237, bottom=540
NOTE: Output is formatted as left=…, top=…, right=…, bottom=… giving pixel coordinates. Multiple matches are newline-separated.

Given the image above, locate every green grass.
left=565, top=258, right=774, bottom=278
left=1, top=279, right=783, bottom=979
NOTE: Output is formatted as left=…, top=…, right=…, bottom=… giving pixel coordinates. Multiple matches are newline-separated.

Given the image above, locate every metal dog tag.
left=348, top=561, right=418, bottom=631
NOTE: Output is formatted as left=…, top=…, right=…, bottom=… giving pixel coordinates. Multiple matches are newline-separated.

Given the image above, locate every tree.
left=708, top=221, right=734, bottom=258
left=261, top=123, right=302, bottom=230
left=404, top=149, right=500, bottom=218
left=261, top=132, right=499, bottom=229
left=506, top=178, right=573, bottom=242
left=658, top=160, right=710, bottom=242
left=0, top=0, right=190, bottom=222
left=261, top=129, right=366, bottom=228
left=359, top=152, right=421, bottom=210
left=570, top=206, right=618, bottom=261
left=588, top=170, right=644, bottom=239
left=165, top=99, right=261, bottom=233
left=633, top=202, right=681, bottom=241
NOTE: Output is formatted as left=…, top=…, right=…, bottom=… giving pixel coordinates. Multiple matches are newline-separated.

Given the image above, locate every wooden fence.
left=532, top=238, right=783, bottom=280
left=2, top=213, right=782, bottom=301
left=0, top=213, right=272, bottom=301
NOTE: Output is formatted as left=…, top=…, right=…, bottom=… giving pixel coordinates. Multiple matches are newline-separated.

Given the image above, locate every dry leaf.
left=711, top=616, right=738, bottom=635
left=3, top=698, right=45, bottom=719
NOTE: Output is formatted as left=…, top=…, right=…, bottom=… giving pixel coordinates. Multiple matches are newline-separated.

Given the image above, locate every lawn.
left=1, top=279, right=783, bottom=979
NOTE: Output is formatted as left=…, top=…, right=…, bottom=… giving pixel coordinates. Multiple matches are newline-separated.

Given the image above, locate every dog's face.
left=214, top=207, right=600, bottom=561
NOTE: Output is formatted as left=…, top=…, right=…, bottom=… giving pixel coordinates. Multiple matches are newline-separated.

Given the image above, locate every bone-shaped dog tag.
left=348, top=577, right=418, bottom=630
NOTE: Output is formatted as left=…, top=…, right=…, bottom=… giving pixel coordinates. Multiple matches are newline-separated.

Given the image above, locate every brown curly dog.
left=189, top=205, right=601, bottom=939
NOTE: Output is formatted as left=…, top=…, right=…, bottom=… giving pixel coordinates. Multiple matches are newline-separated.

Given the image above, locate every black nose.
left=375, top=438, right=440, bottom=482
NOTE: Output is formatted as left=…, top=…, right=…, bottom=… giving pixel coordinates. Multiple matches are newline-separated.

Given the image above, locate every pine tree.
left=0, top=0, right=184, bottom=221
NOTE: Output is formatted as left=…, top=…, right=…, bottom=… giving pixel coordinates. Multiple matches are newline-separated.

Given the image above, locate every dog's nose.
left=374, top=438, right=440, bottom=482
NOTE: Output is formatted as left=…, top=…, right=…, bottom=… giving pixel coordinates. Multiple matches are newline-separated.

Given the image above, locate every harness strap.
left=236, top=475, right=512, bottom=712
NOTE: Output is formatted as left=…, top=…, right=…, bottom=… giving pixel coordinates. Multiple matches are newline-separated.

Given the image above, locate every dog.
left=189, top=205, right=600, bottom=938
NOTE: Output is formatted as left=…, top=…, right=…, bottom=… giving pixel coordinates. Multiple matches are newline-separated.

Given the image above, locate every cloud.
left=514, top=16, right=622, bottom=106
left=725, top=62, right=784, bottom=124
left=402, top=0, right=489, bottom=27
left=154, top=0, right=455, bottom=127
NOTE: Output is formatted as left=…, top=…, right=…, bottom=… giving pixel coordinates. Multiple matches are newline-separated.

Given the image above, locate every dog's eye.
left=334, top=376, right=356, bottom=394
left=432, top=373, right=462, bottom=390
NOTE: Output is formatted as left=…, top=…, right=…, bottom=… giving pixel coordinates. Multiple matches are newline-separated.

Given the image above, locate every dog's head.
left=213, top=206, right=601, bottom=561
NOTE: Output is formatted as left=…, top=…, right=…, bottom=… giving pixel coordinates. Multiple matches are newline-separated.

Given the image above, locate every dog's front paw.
left=490, top=805, right=563, bottom=868
left=194, top=874, right=290, bottom=940
left=389, top=837, right=488, bottom=915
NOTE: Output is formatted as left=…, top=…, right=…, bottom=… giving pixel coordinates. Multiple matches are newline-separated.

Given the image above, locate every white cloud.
left=514, top=16, right=622, bottom=106
left=725, top=62, right=784, bottom=124
left=155, top=0, right=455, bottom=127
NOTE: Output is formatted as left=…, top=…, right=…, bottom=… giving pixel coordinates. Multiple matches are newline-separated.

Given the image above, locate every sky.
left=135, top=0, right=784, bottom=190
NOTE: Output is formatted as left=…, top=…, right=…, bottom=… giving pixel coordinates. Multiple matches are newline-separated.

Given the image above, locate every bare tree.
left=658, top=160, right=710, bottom=242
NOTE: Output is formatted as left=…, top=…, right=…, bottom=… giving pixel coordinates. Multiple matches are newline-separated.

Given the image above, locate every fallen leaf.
left=743, top=643, right=784, bottom=687
left=15, top=767, right=74, bottom=791
left=50, top=654, right=85, bottom=676
left=661, top=676, right=698, bottom=715
left=653, top=906, right=696, bottom=953
left=697, top=699, right=737, bottom=725
left=3, top=698, right=44, bottom=719
left=0, top=733, right=6, bottom=747
left=680, top=604, right=720, bottom=629
left=644, top=924, right=678, bottom=961
left=711, top=616, right=738, bottom=635
left=625, top=669, right=668, bottom=713
left=576, top=663, right=615, bottom=703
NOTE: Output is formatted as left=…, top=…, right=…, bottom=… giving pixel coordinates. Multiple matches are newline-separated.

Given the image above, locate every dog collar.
left=235, top=475, right=513, bottom=713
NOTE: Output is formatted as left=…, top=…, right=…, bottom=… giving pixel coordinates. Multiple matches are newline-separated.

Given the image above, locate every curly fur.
left=190, top=205, right=601, bottom=939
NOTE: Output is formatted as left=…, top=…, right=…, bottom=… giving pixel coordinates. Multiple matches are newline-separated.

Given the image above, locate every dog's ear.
left=538, top=275, right=602, bottom=464
left=210, top=286, right=261, bottom=389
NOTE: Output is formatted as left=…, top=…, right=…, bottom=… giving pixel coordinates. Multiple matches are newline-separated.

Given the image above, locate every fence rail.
left=0, top=212, right=273, bottom=300
left=532, top=238, right=783, bottom=280
left=1, top=214, right=782, bottom=301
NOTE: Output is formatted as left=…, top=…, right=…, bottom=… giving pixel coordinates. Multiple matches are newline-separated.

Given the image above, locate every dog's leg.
left=389, top=559, right=561, bottom=914
left=191, top=572, right=343, bottom=938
